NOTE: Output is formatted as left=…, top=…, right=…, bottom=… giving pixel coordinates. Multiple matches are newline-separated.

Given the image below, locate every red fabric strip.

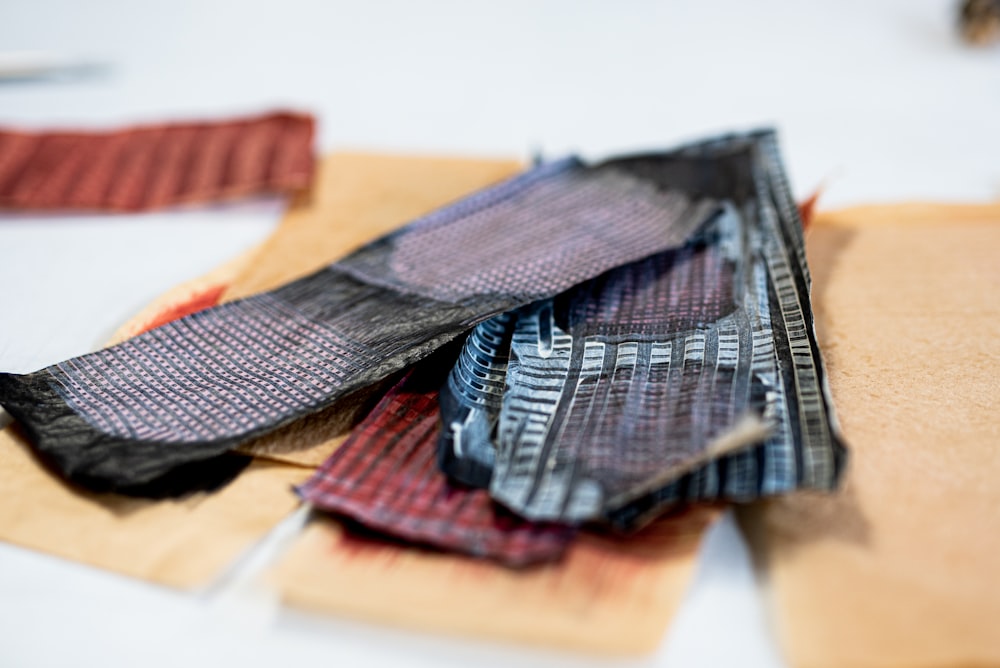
left=0, top=111, right=315, bottom=212
left=298, top=371, right=575, bottom=567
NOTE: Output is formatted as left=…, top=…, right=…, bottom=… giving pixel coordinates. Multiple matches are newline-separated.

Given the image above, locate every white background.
left=0, top=1, right=997, bottom=666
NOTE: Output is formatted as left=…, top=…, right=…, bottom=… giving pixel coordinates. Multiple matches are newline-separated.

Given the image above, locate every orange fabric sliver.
left=134, top=284, right=228, bottom=335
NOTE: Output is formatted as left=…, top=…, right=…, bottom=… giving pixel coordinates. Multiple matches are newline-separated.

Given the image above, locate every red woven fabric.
left=297, top=371, right=574, bottom=567
left=0, top=111, right=314, bottom=211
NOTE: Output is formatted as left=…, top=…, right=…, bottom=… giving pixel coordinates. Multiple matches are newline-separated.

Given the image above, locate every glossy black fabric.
left=0, top=154, right=717, bottom=492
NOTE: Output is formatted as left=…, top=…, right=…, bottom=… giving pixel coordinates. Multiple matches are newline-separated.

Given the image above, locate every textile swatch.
left=442, top=131, right=846, bottom=529
left=111, top=152, right=522, bottom=468
left=0, top=111, right=314, bottom=211
left=297, top=355, right=573, bottom=566
left=0, top=155, right=717, bottom=491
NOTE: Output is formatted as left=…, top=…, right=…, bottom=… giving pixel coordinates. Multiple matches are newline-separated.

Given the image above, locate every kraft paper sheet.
left=269, top=507, right=718, bottom=655
left=739, top=203, right=1000, bottom=668
left=0, top=152, right=522, bottom=588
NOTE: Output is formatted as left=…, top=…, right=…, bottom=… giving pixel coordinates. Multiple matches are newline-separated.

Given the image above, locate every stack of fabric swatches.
left=0, top=128, right=845, bottom=568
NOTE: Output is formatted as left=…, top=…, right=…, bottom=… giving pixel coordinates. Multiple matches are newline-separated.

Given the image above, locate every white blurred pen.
left=0, top=50, right=109, bottom=81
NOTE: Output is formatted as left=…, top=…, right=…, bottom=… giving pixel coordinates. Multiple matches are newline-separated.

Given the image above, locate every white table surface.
left=0, top=1, right=997, bottom=666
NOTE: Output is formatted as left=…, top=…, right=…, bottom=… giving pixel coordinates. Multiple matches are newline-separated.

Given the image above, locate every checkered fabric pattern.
left=297, top=368, right=574, bottom=566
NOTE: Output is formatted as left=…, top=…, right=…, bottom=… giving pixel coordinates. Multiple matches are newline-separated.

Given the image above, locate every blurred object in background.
left=0, top=51, right=110, bottom=82
left=959, top=0, right=1000, bottom=45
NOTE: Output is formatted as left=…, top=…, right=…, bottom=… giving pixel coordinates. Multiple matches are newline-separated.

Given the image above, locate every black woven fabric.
left=0, top=156, right=717, bottom=492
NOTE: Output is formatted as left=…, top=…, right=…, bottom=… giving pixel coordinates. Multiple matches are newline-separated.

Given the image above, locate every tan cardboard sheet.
left=269, top=507, right=718, bottom=655
left=0, top=152, right=521, bottom=588
left=0, top=433, right=306, bottom=589
left=739, top=203, right=1000, bottom=668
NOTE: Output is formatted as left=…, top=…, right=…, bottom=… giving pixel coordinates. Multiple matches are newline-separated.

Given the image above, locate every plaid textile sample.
left=0, top=111, right=314, bottom=211
left=297, top=360, right=574, bottom=566
left=442, top=131, right=846, bottom=530
left=0, top=155, right=717, bottom=491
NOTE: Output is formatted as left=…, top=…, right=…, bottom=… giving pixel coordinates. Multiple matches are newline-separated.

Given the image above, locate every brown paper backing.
left=0, top=152, right=523, bottom=588
left=269, top=507, right=717, bottom=655
left=0, top=433, right=307, bottom=589
left=739, top=203, right=1000, bottom=668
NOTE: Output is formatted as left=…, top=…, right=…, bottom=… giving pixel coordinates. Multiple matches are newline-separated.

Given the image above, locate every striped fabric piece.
left=0, top=111, right=314, bottom=211
left=442, top=131, right=847, bottom=530
left=297, top=364, right=574, bottom=566
left=438, top=312, right=516, bottom=488
left=442, top=306, right=768, bottom=530
left=0, top=154, right=718, bottom=492
left=492, top=211, right=772, bottom=525
left=603, top=132, right=849, bottom=529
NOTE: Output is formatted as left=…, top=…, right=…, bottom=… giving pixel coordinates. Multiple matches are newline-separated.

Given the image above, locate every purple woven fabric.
left=0, top=155, right=717, bottom=492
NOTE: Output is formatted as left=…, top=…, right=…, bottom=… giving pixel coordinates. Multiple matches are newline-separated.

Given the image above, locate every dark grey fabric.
left=440, top=131, right=847, bottom=530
